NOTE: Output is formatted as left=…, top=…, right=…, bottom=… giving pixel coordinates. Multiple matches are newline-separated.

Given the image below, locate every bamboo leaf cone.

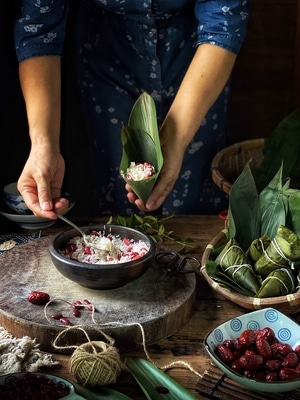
left=215, top=238, right=260, bottom=296
left=120, top=93, right=163, bottom=202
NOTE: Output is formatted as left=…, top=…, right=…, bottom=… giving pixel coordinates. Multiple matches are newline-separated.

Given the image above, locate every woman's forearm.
left=19, top=56, right=62, bottom=151
left=160, top=44, right=236, bottom=147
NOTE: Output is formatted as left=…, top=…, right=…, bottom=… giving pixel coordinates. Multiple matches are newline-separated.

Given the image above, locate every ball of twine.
left=69, top=340, right=122, bottom=387
left=52, top=326, right=122, bottom=387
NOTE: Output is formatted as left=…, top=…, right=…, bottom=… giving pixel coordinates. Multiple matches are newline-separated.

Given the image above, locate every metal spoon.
left=57, top=214, right=111, bottom=251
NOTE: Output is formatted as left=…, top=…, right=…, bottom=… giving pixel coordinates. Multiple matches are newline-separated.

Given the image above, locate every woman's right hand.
left=17, top=145, right=68, bottom=219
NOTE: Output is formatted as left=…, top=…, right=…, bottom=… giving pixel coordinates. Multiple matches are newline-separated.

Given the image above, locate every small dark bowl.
left=48, top=224, right=156, bottom=290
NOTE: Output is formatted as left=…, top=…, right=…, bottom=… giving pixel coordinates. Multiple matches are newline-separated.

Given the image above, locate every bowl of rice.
left=48, top=224, right=156, bottom=290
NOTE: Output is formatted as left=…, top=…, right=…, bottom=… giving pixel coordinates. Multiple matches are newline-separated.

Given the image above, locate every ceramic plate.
left=204, top=308, right=300, bottom=393
left=0, top=372, right=85, bottom=399
left=0, top=198, right=75, bottom=229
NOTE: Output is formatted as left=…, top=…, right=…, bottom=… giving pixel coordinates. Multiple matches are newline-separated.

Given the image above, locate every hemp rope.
left=44, top=299, right=203, bottom=386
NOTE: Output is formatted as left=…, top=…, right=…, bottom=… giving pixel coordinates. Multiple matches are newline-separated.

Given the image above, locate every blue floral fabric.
left=14, top=0, right=249, bottom=216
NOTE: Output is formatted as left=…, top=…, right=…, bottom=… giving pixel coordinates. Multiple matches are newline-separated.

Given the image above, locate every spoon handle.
left=57, top=214, right=86, bottom=237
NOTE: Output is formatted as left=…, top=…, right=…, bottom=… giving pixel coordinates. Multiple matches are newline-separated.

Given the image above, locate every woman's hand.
left=126, top=44, right=237, bottom=212
left=126, top=133, right=186, bottom=211
left=17, top=145, right=68, bottom=219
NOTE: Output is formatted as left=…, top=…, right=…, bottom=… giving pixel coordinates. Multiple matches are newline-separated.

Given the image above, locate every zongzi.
left=216, top=238, right=260, bottom=296
left=246, top=235, right=271, bottom=263
left=255, top=267, right=296, bottom=298
left=254, top=225, right=300, bottom=276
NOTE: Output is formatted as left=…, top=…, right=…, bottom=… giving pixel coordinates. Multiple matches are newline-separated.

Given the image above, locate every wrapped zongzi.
left=246, top=235, right=271, bottom=263
left=120, top=92, right=163, bottom=202
left=254, top=225, right=300, bottom=276
left=255, top=267, right=296, bottom=298
left=216, top=238, right=260, bottom=296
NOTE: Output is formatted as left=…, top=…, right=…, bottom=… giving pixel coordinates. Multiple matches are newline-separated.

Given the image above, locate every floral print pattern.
left=14, top=0, right=249, bottom=215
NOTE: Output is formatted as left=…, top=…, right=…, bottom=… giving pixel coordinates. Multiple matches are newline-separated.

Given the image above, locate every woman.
left=14, top=0, right=249, bottom=218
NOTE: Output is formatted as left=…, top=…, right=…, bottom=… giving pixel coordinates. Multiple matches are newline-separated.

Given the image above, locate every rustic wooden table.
left=37, top=214, right=251, bottom=399
left=3, top=214, right=298, bottom=399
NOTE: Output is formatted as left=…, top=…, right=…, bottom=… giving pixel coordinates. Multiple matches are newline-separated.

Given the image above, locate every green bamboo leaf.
left=121, top=126, right=158, bottom=168
left=119, top=92, right=163, bottom=203
left=128, top=92, right=159, bottom=143
left=74, top=383, right=134, bottom=400
left=228, top=163, right=261, bottom=250
left=285, top=188, right=300, bottom=237
left=259, top=163, right=289, bottom=239
left=125, top=358, right=199, bottom=400
left=252, top=110, right=300, bottom=192
left=205, top=260, right=255, bottom=296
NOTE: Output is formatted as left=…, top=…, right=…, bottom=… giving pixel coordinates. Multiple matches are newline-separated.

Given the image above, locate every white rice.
left=124, top=162, right=155, bottom=181
left=61, top=231, right=149, bottom=264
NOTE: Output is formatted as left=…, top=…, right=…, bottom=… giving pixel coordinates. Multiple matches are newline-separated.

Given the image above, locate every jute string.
left=44, top=299, right=203, bottom=387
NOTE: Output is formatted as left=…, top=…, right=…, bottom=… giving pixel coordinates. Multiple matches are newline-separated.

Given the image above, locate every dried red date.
left=214, top=326, right=300, bottom=383
left=271, top=342, right=293, bottom=360
left=256, top=327, right=275, bottom=343
left=223, top=339, right=234, bottom=349
left=244, top=349, right=256, bottom=357
left=244, top=369, right=266, bottom=381
left=282, top=352, right=298, bottom=368
left=230, top=359, right=243, bottom=373
left=294, top=344, right=300, bottom=357
left=265, top=371, right=278, bottom=382
left=27, top=291, right=50, bottom=305
left=265, top=359, right=281, bottom=372
left=279, top=368, right=300, bottom=381
left=238, top=329, right=256, bottom=348
left=256, top=337, right=272, bottom=359
left=239, top=354, right=264, bottom=370
left=83, top=299, right=94, bottom=311
left=0, top=373, right=70, bottom=399
left=51, top=313, right=63, bottom=320
left=215, top=344, right=235, bottom=364
left=72, top=306, right=80, bottom=317
left=59, top=317, right=71, bottom=325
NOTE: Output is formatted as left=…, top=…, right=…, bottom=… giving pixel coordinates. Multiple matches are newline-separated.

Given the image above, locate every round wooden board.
left=0, top=236, right=196, bottom=353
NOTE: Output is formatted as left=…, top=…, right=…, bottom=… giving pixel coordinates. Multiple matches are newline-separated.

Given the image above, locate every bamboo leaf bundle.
left=120, top=92, right=163, bottom=202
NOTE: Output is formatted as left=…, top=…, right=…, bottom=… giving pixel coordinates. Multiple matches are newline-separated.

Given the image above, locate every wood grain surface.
left=0, top=235, right=196, bottom=353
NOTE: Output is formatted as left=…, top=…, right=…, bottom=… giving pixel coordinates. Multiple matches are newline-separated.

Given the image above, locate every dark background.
left=0, top=0, right=299, bottom=222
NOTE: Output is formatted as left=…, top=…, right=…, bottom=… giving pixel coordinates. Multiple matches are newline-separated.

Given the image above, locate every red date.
left=59, top=317, right=71, bottom=325
left=238, top=329, right=256, bottom=348
left=239, top=354, right=264, bottom=370
left=214, top=326, right=300, bottom=383
left=282, top=352, right=298, bottom=368
left=279, top=368, right=300, bottom=381
left=27, top=291, right=50, bottom=305
left=215, top=344, right=235, bottom=364
left=265, top=359, right=281, bottom=372
left=256, top=327, right=275, bottom=343
left=256, top=337, right=272, bottom=359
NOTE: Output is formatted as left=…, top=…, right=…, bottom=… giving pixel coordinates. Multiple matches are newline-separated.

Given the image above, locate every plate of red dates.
left=205, top=308, right=300, bottom=392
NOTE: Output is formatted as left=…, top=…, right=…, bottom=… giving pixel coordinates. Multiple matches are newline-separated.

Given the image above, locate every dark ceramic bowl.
left=48, top=224, right=156, bottom=290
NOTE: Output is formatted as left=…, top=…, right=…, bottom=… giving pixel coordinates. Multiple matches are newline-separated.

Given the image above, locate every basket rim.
left=211, top=138, right=267, bottom=194
left=200, top=229, right=300, bottom=314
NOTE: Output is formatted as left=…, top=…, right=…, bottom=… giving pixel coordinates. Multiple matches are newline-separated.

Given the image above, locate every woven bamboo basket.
left=201, top=229, right=300, bottom=315
left=211, top=138, right=266, bottom=194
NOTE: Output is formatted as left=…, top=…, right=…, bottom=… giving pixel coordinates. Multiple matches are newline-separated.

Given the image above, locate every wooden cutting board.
left=0, top=236, right=196, bottom=353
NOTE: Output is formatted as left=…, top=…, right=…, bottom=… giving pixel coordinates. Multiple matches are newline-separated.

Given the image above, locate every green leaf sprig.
left=106, top=214, right=194, bottom=254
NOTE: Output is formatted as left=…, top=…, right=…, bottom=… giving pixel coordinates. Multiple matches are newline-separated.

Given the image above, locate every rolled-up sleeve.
left=195, top=0, right=249, bottom=54
left=14, top=0, right=69, bottom=62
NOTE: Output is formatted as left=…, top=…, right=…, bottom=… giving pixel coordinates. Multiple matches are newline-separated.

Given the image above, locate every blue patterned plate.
left=204, top=308, right=300, bottom=393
